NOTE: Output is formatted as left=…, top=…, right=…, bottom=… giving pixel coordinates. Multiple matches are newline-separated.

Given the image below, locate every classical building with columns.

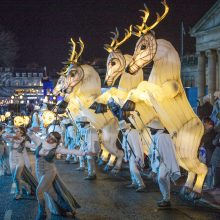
left=189, top=0, right=220, bottom=103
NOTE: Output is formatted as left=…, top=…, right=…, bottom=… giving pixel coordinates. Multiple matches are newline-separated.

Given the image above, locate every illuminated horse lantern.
left=53, top=39, right=124, bottom=173
left=95, top=27, right=156, bottom=154
left=124, top=1, right=207, bottom=199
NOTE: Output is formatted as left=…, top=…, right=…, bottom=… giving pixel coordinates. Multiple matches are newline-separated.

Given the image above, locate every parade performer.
left=119, top=120, right=145, bottom=192
left=47, top=119, right=63, bottom=159
left=0, top=125, right=10, bottom=175
left=148, top=120, right=180, bottom=208
left=76, top=116, right=100, bottom=180
left=31, top=111, right=41, bottom=128
left=61, top=118, right=78, bottom=163
left=3, top=127, right=37, bottom=200
left=27, top=128, right=83, bottom=219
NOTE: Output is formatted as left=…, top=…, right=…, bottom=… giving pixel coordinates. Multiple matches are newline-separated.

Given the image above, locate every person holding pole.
left=119, top=120, right=145, bottom=192
left=148, top=119, right=180, bottom=208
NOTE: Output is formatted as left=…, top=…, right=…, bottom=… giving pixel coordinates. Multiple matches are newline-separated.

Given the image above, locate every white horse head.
left=54, top=38, right=101, bottom=98
left=104, top=26, right=132, bottom=86
left=126, top=0, right=169, bottom=75
left=53, top=75, right=70, bottom=96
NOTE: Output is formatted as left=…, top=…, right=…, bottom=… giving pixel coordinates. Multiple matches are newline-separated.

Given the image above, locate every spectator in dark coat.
left=199, top=117, right=216, bottom=189
left=198, top=95, right=213, bottom=121
left=211, top=133, right=220, bottom=188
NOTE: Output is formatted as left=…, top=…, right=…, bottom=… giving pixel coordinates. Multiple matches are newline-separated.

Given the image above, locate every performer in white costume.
left=3, top=127, right=37, bottom=200
left=27, top=128, right=83, bottom=220
left=119, top=120, right=145, bottom=192
left=76, top=116, right=100, bottom=180
left=0, top=125, right=10, bottom=175
left=62, top=118, right=78, bottom=163
left=148, top=120, right=180, bottom=208
left=31, top=112, right=40, bottom=128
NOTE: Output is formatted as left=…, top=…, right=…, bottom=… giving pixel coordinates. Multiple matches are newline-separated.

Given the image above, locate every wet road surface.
left=1, top=155, right=220, bottom=220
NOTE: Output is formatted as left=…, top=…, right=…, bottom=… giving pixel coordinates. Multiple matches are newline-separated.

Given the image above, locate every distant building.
left=0, top=66, right=45, bottom=101
left=185, top=0, right=220, bottom=103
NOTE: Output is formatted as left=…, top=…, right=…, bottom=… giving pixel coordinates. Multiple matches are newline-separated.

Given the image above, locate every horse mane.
left=149, top=39, right=181, bottom=86
left=119, top=54, right=143, bottom=91
left=74, top=64, right=101, bottom=98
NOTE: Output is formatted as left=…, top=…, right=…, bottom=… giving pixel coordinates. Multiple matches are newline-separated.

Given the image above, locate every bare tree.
left=0, top=27, right=18, bottom=67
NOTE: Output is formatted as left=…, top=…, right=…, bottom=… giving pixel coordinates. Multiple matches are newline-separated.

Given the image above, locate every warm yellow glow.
left=13, top=116, right=30, bottom=127
left=23, top=116, right=30, bottom=126
left=0, top=115, right=6, bottom=122
left=5, top=112, right=11, bottom=118
left=14, top=116, right=25, bottom=127
left=42, top=110, right=55, bottom=127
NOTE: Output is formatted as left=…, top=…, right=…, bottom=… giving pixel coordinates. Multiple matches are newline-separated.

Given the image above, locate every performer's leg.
left=158, top=165, right=170, bottom=202
left=86, top=156, right=96, bottom=177
left=129, top=156, right=145, bottom=191
left=36, top=171, right=56, bottom=219
left=13, top=165, right=24, bottom=199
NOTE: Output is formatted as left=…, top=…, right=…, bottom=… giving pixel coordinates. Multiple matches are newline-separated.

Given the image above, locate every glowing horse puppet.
left=123, top=0, right=207, bottom=199
left=94, top=26, right=156, bottom=154
left=53, top=38, right=124, bottom=173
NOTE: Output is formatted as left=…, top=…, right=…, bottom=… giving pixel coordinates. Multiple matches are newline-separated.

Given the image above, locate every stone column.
left=197, top=51, right=206, bottom=103
left=206, top=49, right=217, bottom=104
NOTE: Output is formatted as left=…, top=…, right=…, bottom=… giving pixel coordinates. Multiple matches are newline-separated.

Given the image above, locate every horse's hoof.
left=110, top=168, right=120, bottom=176
left=103, top=165, right=112, bottom=173
left=188, top=191, right=202, bottom=201
left=98, top=159, right=106, bottom=167
left=179, top=186, right=192, bottom=200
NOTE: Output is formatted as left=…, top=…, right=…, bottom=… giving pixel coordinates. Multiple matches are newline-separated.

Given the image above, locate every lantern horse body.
left=122, top=0, right=207, bottom=199
left=126, top=37, right=207, bottom=198
left=53, top=40, right=124, bottom=172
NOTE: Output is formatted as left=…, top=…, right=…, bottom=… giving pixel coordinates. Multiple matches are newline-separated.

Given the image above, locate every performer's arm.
left=56, top=145, right=85, bottom=156
left=27, top=129, right=42, bottom=146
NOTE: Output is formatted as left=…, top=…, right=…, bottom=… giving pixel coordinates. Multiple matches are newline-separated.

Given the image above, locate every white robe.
left=150, top=130, right=180, bottom=181
left=122, top=129, right=144, bottom=166
left=80, top=125, right=100, bottom=154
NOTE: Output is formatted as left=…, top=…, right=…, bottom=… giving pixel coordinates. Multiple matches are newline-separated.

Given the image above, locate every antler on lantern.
left=104, top=25, right=133, bottom=53
left=133, top=0, right=169, bottom=37
left=68, top=37, right=84, bottom=63
left=58, top=37, right=85, bottom=75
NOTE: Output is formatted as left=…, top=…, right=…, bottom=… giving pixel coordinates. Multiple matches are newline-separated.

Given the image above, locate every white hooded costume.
left=149, top=120, right=180, bottom=201
left=120, top=120, right=145, bottom=188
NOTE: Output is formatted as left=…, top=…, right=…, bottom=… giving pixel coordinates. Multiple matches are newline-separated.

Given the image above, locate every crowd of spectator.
left=198, top=91, right=220, bottom=190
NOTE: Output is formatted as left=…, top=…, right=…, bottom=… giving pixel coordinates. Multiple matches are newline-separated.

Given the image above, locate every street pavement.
left=1, top=155, right=220, bottom=220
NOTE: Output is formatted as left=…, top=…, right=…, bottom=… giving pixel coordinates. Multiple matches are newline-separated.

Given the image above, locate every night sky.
left=0, top=0, right=217, bottom=72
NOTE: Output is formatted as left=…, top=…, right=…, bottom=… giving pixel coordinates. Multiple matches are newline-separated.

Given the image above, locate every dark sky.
left=0, top=0, right=217, bottom=71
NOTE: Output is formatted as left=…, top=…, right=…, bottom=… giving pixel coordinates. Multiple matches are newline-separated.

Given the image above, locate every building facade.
left=0, top=67, right=45, bottom=101
left=190, top=0, right=220, bottom=103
